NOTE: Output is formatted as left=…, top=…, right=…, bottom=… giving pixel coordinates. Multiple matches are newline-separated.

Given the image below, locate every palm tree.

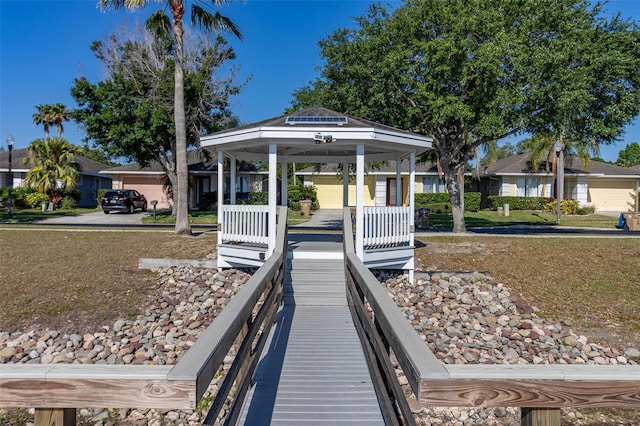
left=32, top=104, right=54, bottom=139
left=22, top=137, right=82, bottom=205
left=50, top=103, right=70, bottom=136
left=99, top=0, right=242, bottom=236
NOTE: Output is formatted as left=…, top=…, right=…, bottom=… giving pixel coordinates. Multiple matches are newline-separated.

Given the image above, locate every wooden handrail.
left=342, top=207, right=640, bottom=426
left=0, top=206, right=289, bottom=426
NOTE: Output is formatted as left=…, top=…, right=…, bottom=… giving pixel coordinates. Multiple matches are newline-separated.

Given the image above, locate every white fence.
left=362, top=206, right=411, bottom=249
left=220, top=205, right=269, bottom=245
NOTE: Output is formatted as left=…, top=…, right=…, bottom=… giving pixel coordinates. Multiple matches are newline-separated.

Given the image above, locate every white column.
left=230, top=157, right=236, bottom=205
left=343, top=162, right=349, bottom=207
left=356, top=144, right=364, bottom=259
left=281, top=160, right=288, bottom=206
left=408, top=151, right=416, bottom=283
left=396, top=158, right=402, bottom=206
left=217, top=151, right=224, bottom=248
left=268, top=144, right=277, bottom=256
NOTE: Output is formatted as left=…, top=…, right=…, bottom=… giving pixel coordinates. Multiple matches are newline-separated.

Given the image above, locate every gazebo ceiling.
left=200, top=107, right=433, bottom=163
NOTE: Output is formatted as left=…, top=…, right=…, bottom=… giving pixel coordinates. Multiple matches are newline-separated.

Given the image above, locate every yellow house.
left=479, top=153, right=640, bottom=213
left=296, top=161, right=445, bottom=209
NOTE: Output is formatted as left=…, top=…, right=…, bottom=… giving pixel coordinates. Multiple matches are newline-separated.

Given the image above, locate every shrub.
left=576, top=205, right=596, bottom=215
left=424, top=202, right=450, bottom=213
left=97, top=188, right=110, bottom=206
left=415, top=192, right=481, bottom=212
left=288, top=184, right=318, bottom=210
left=25, top=192, right=50, bottom=208
left=487, top=196, right=547, bottom=210
left=544, top=199, right=579, bottom=215
left=60, top=196, right=77, bottom=210
left=198, top=192, right=217, bottom=210
left=235, top=192, right=269, bottom=205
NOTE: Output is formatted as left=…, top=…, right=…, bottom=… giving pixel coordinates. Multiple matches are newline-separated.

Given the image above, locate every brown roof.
left=0, top=147, right=112, bottom=177
left=482, top=153, right=640, bottom=177
left=102, top=148, right=262, bottom=174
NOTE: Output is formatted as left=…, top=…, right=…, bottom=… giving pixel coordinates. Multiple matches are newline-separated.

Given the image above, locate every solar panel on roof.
left=285, top=116, right=348, bottom=125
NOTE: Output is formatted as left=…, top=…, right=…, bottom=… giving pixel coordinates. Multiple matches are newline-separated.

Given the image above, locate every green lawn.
left=1, top=206, right=619, bottom=229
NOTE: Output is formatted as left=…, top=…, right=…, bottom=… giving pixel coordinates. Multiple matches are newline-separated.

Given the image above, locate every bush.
left=544, top=198, right=579, bottom=215
left=60, top=196, right=77, bottom=209
left=25, top=192, right=50, bottom=208
left=198, top=192, right=217, bottom=210
left=97, top=188, right=110, bottom=206
left=487, top=196, right=547, bottom=210
left=236, top=191, right=269, bottom=205
left=424, top=202, right=450, bottom=213
left=576, top=205, right=596, bottom=215
left=415, top=192, right=481, bottom=212
left=288, top=184, right=318, bottom=210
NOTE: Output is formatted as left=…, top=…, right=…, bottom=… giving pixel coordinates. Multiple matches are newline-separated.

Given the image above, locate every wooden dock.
left=237, top=235, right=385, bottom=425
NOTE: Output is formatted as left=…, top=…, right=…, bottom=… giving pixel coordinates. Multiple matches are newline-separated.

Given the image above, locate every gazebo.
left=200, top=107, right=433, bottom=279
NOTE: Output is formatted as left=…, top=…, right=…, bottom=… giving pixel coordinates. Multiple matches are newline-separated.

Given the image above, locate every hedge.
left=487, top=196, right=547, bottom=210
left=415, top=192, right=481, bottom=212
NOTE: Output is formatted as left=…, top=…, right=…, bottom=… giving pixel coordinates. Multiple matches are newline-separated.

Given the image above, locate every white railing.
left=220, top=205, right=269, bottom=245
left=362, top=206, right=411, bottom=248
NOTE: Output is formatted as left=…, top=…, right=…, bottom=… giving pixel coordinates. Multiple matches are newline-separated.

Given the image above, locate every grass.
left=0, top=229, right=216, bottom=333
left=415, top=236, right=640, bottom=348
left=425, top=210, right=618, bottom=229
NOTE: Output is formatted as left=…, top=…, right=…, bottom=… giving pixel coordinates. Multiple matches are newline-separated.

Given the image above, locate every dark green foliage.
left=71, top=30, right=243, bottom=169
left=290, top=0, right=640, bottom=232
left=287, top=184, right=318, bottom=211
left=423, top=203, right=450, bottom=214
left=488, top=196, right=547, bottom=210
left=239, top=192, right=268, bottom=205
left=198, top=192, right=217, bottom=210
left=576, top=205, right=596, bottom=215
left=415, top=192, right=481, bottom=212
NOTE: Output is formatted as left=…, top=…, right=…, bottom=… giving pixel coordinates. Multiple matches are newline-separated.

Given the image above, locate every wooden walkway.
left=237, top=234, right=385, bottom=425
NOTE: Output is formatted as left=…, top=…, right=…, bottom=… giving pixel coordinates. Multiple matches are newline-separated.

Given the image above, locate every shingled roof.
left=482, top=153, right=640, bottom=177
left=0, top=147, right=112, bottom=177
left=101, top=148, right=263, bottom=174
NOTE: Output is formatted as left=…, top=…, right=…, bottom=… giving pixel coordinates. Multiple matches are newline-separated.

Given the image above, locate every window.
left=516, top=177, right=540, bottom=197
left=422, top=176, right=446, bottom=193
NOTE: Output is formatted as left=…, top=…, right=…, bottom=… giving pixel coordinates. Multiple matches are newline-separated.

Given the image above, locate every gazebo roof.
left=200, top=107, right=433, bottom=162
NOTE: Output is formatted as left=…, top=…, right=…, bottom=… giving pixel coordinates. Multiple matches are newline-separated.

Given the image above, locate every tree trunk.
left=172, top=1, right=191, bottom=236
left=443, top=163, right=466, bottom=233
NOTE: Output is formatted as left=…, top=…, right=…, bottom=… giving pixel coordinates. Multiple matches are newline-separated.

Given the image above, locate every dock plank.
left=237, top=252, right=384, bottom=425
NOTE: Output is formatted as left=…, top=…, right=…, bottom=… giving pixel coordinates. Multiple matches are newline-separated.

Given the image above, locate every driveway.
left=36, top=210, right=148, bottom=226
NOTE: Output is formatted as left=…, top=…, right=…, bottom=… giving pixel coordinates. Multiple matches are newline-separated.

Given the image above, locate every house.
left=295, top=160, right=446, bottom=208
left=479, top=153, right=640, bottom=212
left=0, top=147, right=113, bottom=207
left=100, top=148, right=269, bottom=210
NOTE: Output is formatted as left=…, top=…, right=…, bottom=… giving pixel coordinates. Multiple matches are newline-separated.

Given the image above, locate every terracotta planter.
left=300, top=199, right=312, bottom=217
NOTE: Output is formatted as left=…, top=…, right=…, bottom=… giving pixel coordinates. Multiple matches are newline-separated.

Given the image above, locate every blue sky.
left=1, top=0, right=638, bottom=163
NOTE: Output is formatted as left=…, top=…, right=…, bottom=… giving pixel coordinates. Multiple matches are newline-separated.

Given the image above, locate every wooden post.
left=521, top=407, right=561, bottom=426
left=35, top=408, right=76, bottom=426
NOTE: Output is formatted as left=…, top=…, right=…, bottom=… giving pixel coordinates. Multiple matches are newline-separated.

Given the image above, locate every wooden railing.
left=342, top=208, right=640, bottom=426
left=219, top=204, right=269, bottom=245
left=0, top=206, right=289, bottom=426
left=362, top=206, right=411, bottom=248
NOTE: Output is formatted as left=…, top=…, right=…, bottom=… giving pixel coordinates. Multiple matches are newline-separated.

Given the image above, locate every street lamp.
left=554, top=140, right=563, bottom=224
left=6, top=135, right=14, bottom=220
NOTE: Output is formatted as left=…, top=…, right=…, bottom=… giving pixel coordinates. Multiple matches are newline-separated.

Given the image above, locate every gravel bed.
left=377, top=270, right=639, bottom=426
left=1, top=266, right=638, bottom=425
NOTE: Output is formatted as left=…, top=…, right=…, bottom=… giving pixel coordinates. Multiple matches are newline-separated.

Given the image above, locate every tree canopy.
left=616, top=142, right=640, bottom=167
left=291, top=0, right=640, bottom=231
left=95, top=0, right=243, bottom=235
left=71, top=24, right=244, bottom=211
left=22, top=137, right=82, bottom=204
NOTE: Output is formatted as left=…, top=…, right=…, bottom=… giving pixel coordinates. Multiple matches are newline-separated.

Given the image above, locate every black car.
left=101, top=189, right=148, bottom=214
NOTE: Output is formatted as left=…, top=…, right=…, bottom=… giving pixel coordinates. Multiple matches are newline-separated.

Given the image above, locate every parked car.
left=101, top=189, right=147, bottom=214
